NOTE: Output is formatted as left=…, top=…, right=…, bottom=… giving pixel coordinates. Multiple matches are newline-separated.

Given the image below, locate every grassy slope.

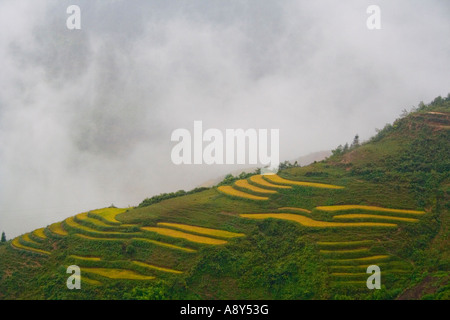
left=0, top=97, right=448, bottom=300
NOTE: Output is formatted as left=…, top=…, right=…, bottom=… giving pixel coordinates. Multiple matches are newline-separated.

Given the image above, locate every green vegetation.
left=0, top=96, right=448, bottom=300
left=138, top=188, right=208, bottom=208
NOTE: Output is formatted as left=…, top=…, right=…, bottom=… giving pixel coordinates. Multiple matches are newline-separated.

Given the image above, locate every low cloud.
left=1, top=0, right=449, bottom=237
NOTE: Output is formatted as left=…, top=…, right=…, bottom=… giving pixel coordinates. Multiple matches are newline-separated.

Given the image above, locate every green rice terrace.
left=0, top=97, right=449, bottom=299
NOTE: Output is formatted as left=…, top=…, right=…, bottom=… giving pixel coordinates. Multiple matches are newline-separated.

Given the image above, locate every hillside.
left=0, top=96, right=449, bottom=300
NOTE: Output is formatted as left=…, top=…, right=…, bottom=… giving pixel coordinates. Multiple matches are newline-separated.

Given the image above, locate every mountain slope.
left=0, top=96, right=448, bottom=300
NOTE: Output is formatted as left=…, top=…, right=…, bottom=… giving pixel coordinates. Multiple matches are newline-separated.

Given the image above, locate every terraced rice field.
left=48, top=222, right=68, bottom=236
left=42, top=180, right=419, bottom=294
left=331, top=272, right=373, bottom=278
left=132, top=261, right=183, bottom=274
left=217, top=186, right=269, bottom=201
left=320, top=248, right=370, bottom=255
left=74, top=234, right=122, bottom=241
left=3, top=159, right=427, bottom=298
left=64, top=217, right=138, bottom=237
left=32, top=228, right=47, bottom=240
left=157, top=222, right=245, bottom=238
left=249, top=175, right=291, bottom=189
left=235, top=179, right=277, bottom=194
left=75, top=212, right=114, bottom=227
left=317, top=240, right=375, bottom=248
left=327, top=255, right=390, bottom=264
left=80, top=276, right=102, bottom=286
left=74, top=234, right=196, bottom=252
left=329, top=264, right=387, bottom=271
left=69, top=274, right=102, bottom=286
left=11, top=237, right=50, bottom=255
left=64, top=217, right=101, bottom=232
left=22, top=233, right=41, bottom=246
left=332, top=281, right=367, bottom=286
left=81, top=268, right=154, bottom=280
left=240, top=213, right=397, bottom=228
left=320, top=239, right=394, bottom=287
left=67, top=256, right=182, bottom=275
left=278, top=207, right=312, bottom=214
left=142, top=227, right=228, bottom=245
left=333, top=214, right=419, bottom=223
left=315, top=205, right=425, bottom=215
left=264, top=175, right=345, bottom=189
left=69, top=255, right=102, bottom=261
left=89, top=208, right=128, bottom=224
left=133, top=237, right=197, bottom=253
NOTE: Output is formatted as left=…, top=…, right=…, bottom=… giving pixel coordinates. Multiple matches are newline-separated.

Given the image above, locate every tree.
left=219, top=174, right=235, bottom=186
left=343, top=143, right=349, bottom=153
left=332, top=144, right=344, bottom=156
left=351, top=134, right=360, bottom=148
left=417, top=101, right=426, bottom=110
left=238, top=172, right=248, bottom=179
left=1, top=232, right=6, bottom=242
left=278, top=161, right=291, bottom=171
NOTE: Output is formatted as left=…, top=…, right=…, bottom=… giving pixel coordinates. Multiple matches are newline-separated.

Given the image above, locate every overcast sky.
left=0, top=0, right=449, bottom=238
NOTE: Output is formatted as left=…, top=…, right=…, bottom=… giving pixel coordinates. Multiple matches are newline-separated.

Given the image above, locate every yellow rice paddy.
left=48, top=222, right=68, bottom=236
left=132, top=261, right=183, bottom=274
left=333, top=214, right=419, bottom=223
left=240, top=213, right=397, bottom=228
left=133, top=238, right=197, bottom=253
left=76, top=212, right=112, bottom=227
left=331, top=273, right=370, bottom=277
left=89, top=208, right=128, bottom=223
left=320, top=248, right=369, bottom=254
left=264, top=175, right=344, bottom=189
left=81, top=268, right=155, bottom=280
left=329, top=264, right=386, bottom=270
left=142, top=227, right=228, bottom=245
left=69, top=274, right=102, bottom=286
left=328, top=255, right=390, bottom=263
left=315, top=205, right=425, bottom=215
left=75, top=234, right=121, bottom=241
left=11, top=238, right=50, bottom=255
left=74, top=234, right=196, bottom=253
left=22, top=233, right=41, bottom=246
left=235, top=179, right=277, bottom=194
left=32, top=228, right=47, bottom=240
left=218, top=186, right=269, bottom=201
left=80, top=276, right=102, bottom=286
left=65, top=217, right=133, bottom=236
left=249, top=175, right=291, bottom=189
left=317, top=240, right=374, bottom=247
left=278, top=207, right=312, bottom=214
left=157, top=222, right=245, bottom=238
left=332, top=281, right=367, bottom=286
left=69, top=255, right=102, bottom=261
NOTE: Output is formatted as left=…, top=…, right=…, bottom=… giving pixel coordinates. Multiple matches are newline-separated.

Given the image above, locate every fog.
left=1, top=0, right=449, bottom=238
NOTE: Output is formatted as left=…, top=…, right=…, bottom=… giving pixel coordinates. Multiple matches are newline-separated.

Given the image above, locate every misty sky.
left=1, top=0, right=449, bottom=238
